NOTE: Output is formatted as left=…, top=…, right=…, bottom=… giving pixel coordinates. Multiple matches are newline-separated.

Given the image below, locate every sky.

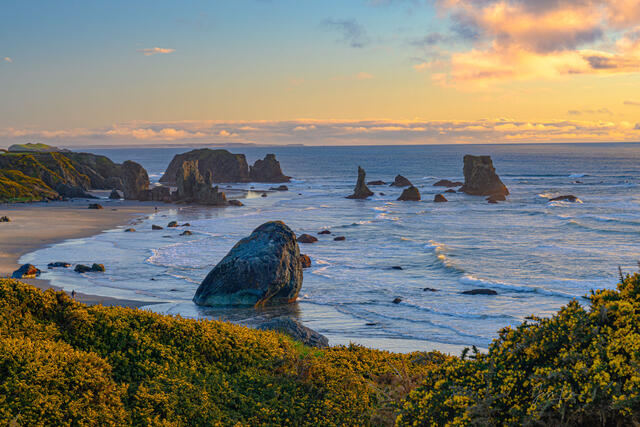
left=1, top=0, right=639, bottom=146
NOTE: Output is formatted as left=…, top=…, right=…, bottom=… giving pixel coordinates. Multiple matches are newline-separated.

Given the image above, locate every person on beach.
left=71, top=290, right=76, bottom=300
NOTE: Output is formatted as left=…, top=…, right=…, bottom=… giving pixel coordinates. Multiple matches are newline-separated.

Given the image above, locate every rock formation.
left=390, top=175, right=412, bottom=187
left=56, top=184, right=97, bottom=199
left=461, top=289, right=498, bottom=295
left=138, top=186, right=172, bottom=202
left=397, top=186, right=421, bottom=201
left=174, top=160, right=227, bottom=206
left=88, top=203, right=103, bottom=209
left=434, top=179, right=463, bottom=187
left=0, top=216, right=10, bottom=222
left=297, top=234, right=318, bottom=243
left=250, top=154, right=291, bottom=183
left=228, top=199, right=244, bottom=206
left=367, top=180, right=386, bottom=186
left=121, top=161, right=150, bottom=200
left=257, top=317, right=328, bottom=348
left=549, top=195, right=580, bottom=202
left=300, top=254, right=312, bottom=268
left=346, top=166, right=374, bottom=199
left=193, top=221, right=303, bottom=307
left=269, top=185, right=289, bottom=191
left=333, top=236, right=346, bottom=241
left=459, top=155, right=509, bottom=196
left=160, top=149, right=250, bottom=184
left=109, top=189, right=122, bottom=199
left=434, top=194, right=448, bottom=203
left=74, top=263, right=105, bottom=273
left=12, top=264, right=41, bottom=279
left=47, top=262, right=70, bottom=268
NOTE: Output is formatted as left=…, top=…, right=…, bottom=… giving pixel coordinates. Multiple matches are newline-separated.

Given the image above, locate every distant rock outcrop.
left=109, top=189, right=123, bottom=199
left=434, top=179, right=463, bottom=187
left=549, top=195, right=580, bottom=202
left=193, top=221, right=303, bottom=307
left=459, top=155, right=509, bottom=196
left=174, top=160, right=227, bottom=206
left=367, top=180, right=386, bottom=186
left=257, top=317, right=328, bottom=348
left=434, top=194, right=448, bottom=203
left=250, top=154, right=291, bottom=183
left=397, top=186, right=421, bottom=201
left=160, top=149, right=250, bottom=184
left=390, top=175, right=412, bottom=187
left=56, top=184, right=97, bottom=199
left=346, top=166, right=374, bottom=199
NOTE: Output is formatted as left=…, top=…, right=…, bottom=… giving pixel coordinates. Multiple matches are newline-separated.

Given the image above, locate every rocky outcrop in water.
left=367, top=180, right=386, bottom=186
left=138, top=186, right=172, bottom=202
left=122, top=161, right=150, bottom=200
left=434, top=179, right=463, bottom=187
left=193, top=221, right=303, bottom=307
left=461, top=289, right=497, bottom=295
left=300, top=254, right=312, bottom=268
left=434, top=194, right=448, bottom=203
left=257, top=317, right=328, bottom=348
left=346, top=166, right=374, bottom=199
left=459, top=155, right=509, bottom=197
left=250, top=154, right=291, bottom=183
left=174, top=160, right=227, bottom=206
left=297, top=234, right=318, bottom=244
left=397, top=186, right=421, bottom=201
left=549, top=195, right=580, bottom=202
left=390, top=175, right=412, bottom=187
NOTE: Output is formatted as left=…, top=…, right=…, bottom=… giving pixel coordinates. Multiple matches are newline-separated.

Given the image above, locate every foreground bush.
left=0, top=280, right=441, bottom=426
left=397, top=273, right=640, bottom=426
left=2, top=275, right=640, bottom=426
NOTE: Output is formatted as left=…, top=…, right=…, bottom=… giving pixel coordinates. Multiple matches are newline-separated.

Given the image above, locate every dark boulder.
left=461, top=289, right=498, bottom=295
left=487, top=194, right=506, bottom=203
left=460, top=155, right=509, bottom=196
left=423, top=287, right=439, bottom=292
left=167, top=221, right=178, bottom=228
left=367, top=180, right=386, bottom=186
left=174, top=160, right=227, bottom=206
left=88, top=203, right=103, bottom=209
left=549, top=195, right=580, bottom=202
left=139, top=186, right=171, bottom=202
left=390, top=175, right=412, bottom=187
left=300, top=254, right=312, bottom=268
left=250, top=154, right=291, bottom=183
left=391, top=266, right=403, bottom=270
left=152, top=225, right=163, bottom=230
left=333, top=236, right=346, bottom=241
left=11, top=264, right=41, bottom=279
left=74, top=264, right=91, bottom=273
left=297, top=234, right=318, bottom=244
left=109, top=189, right=123, bottom=199
left=434, top=179, right=463, bottom=187
left=228, top=199, right=244, bottom=206
left=193, top=221, right=303, bottom=307
left=397, top=186, right=421, bottom=201
left=261, top=193, right=268, bottom=197
left=392, top=297, right=403, bottom=304
left=434, top=194, right=448, bottom=203
left=124, top=228, right=136, bottom=232
left=346, top=166, right=374, bottom=199
left=269, top=185, right=289, bottom=191
left=91, top=263, right=105, bottom=272
left=257, top=317, right=328, bottom=348
left=160, top=149, right=250, bottom=184
left=48, top=262, right=70, bottom=268
left=318, top=230, right=331, bottom=235
left=122, top=160, right=150, bottom=200
left=180, top=230, right=193, bottom=236
left=445, top=189, right=456, bottom=193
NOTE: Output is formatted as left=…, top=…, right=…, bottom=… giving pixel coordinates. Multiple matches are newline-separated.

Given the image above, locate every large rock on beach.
left=459, top=155, right=509, bottom=196
left=55, top=184, right=96, bottom=199
left=250, top=154, right=291, bottom=183
left=346, top=166, right=374, bottom=199
left=397, top=185, right=421, bottom=201
left=193, top=221, right=303, bottom=307
left=12, top=264, right=41, bottom=279
left=257, top=317, right=329, bottom=348
left=122, top=160, right=150, bottom=200
left=390, top=175, right=412, bottom=187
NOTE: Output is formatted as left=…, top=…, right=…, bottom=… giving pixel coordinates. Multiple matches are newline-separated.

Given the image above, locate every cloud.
left=423, top=0, right=640, bottom=89
left=2, top=118, right=639, bottom=146
left=567, top=108, right=613, bottom=116
left=3, top=57, right=11, bottom=63
left=624, top=100, right=640, bottom=106
left=322, top=18, right=371, bottom=48
left=137, top=47, right=175, bottom=56
left=356, top=72, right=374, bottom=80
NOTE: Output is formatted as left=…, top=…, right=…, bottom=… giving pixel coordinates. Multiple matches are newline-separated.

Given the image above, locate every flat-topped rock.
left=460, top=155, right=509, bottom=196
left=193, top=221, right=303, bottom=307
left=434, top=179, right=463, bottom=187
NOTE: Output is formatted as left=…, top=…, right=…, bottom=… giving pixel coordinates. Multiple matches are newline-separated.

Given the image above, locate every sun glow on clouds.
left=422, top=0, right=640, bottom=89
left=137, top=47, right=175, bottom=56
left=2, top=118, right=639, bottom=145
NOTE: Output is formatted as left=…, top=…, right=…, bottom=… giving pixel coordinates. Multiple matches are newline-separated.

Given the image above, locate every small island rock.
left=460, top=155, right=509, bottom=196
left=390, top=175, right=412, bottom=187
left=397, top=186, right=421, bottom=201
left=346, top=166, right=374, bottom=199
left=297, top=234, right=318, bottom=244
left=12, top=264, right=41, bottom=279
left=434, top=194, right=448, bottom=203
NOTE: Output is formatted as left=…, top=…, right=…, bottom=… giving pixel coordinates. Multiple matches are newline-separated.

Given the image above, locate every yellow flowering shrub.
left=397, top=273, right=640, bottom=426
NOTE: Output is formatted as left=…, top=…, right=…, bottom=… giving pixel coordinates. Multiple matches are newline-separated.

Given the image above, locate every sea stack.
left=249, top=154, right=291, bottom=183
left=397, top=186, right=421, bottom=201
left=390, top=175, right=412, bottom=187
left=459, top=155, right=509, bottom=196
left=174, top=160, right=227, bottom=206
left=346, top=166, right=374, bottom=199
left=193, top=221, right=303, bottom=307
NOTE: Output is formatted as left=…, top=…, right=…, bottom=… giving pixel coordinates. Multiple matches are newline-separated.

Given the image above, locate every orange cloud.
left=137, top=47, right=175, bottom=56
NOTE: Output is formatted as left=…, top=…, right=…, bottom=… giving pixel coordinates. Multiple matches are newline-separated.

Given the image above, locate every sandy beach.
left=0, top=198, right=161, bottom=307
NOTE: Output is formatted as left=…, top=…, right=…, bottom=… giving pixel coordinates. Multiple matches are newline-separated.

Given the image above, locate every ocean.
left=21, top=143, right=640, bottom=353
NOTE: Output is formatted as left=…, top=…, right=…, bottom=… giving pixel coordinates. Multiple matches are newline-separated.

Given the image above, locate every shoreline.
left=0, top=198, right=164, bottom=307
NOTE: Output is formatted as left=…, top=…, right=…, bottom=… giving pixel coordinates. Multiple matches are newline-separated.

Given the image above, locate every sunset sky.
left=1, top=0, right=640, bottom=146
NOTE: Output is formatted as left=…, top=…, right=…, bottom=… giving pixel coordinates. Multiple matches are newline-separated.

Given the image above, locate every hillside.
left=1, top=275, right=639, bottom=425
left=7, top=143, right=70, bottom=153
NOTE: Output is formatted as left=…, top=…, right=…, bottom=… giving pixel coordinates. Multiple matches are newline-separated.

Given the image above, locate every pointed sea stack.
left=174, top=160, right=227, bottom=206
left=346, top=166, right=374, bottom=199
left=459, top=155, right=509, bottom=196
left=250, top=154, right=291, bottom=183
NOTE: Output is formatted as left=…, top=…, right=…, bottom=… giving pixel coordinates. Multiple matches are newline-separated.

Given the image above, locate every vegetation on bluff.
left=1, top=274, right=639, bottom=425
